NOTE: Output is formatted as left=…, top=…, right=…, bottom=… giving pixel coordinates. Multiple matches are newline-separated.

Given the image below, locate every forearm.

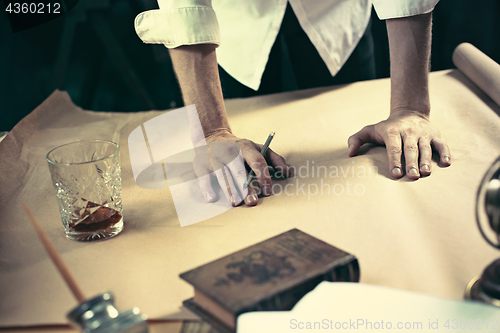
left=169, top=44, right=231, bottom=137
left=386, top=12, right=432, bottom=117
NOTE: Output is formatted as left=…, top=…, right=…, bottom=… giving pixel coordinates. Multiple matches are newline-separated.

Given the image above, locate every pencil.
left=243, top=131, right=275, bottom=189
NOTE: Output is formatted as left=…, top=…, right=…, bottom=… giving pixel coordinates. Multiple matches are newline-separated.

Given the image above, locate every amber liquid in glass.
left=68, top=199, right=123, bottom=240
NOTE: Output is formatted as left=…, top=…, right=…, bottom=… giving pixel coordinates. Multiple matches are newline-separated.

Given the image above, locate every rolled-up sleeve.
left=372, top=0, right=440, bottom=20
left=134, top=0, right=220, bottom=48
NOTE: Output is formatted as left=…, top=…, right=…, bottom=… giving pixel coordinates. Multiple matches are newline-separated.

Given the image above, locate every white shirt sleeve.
left=134, top=0, right=220, bottom=48
left=372, top=0, right=440, bottom=20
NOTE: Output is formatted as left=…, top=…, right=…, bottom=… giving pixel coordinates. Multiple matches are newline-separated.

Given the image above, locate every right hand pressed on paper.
left=193, top=130, right=292, bottom=207
left=348, top=109, right=451, bottom=179
left=347, top=12, right=451, bottom=179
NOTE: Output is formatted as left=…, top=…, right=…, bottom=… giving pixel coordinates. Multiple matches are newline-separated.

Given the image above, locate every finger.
left=214, top=166, right=242, bottom=206
left=403, top=136, right=420, bottom=180
left=431, top=138, right=451, bottom=166
left=347, top=125, right=377, bottom=157
left=245, top=149, right=272, bottom=196
left=384, top=131, right=404, bottom=178
left=226, top=152, right=249, bottom=200
left=264, top=148, right=292, bottom=178
left=244, top=183, right=259, bottom=206
left=198, top=173, right=217, bottom=202
left=207, top=142, right=243, bottom=206
left=224, top=166, right=244, bottom=206
left=193, top=148, right=218, bottom=202
left=418, top=138, right=432, bottom=176
left=214, top=167, right=231, bottom=205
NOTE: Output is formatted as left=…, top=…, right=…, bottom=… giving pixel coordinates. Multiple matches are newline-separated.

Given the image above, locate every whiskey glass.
left=47, top=140, right=123, bottom=241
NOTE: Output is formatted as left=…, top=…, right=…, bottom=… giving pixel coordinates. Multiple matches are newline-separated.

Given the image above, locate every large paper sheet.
left=1, top=69, right=499, bottom=327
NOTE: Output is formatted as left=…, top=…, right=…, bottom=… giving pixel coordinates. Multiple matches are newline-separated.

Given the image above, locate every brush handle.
left=22, top=202, right=86, bottom=304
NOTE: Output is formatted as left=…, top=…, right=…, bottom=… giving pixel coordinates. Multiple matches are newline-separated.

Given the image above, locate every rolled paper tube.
left=453, top=42, right=500, bottom=107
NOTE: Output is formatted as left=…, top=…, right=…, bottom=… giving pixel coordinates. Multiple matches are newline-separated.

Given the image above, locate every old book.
left=180, top=228, right=360, bottom=333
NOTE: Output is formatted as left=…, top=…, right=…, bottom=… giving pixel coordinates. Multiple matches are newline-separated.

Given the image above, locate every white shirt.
left=135, top=0, right=439, bottom=90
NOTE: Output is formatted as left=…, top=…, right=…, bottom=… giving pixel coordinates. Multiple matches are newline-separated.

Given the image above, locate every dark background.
left=1, top=0, right=499, bottom=132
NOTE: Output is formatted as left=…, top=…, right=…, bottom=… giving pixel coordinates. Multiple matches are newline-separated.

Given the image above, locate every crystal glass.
left=47, top=140, right=123, bottom=241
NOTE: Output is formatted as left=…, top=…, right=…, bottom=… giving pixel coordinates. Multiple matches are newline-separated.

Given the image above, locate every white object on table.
left=237, top=282, right=500, bottom=333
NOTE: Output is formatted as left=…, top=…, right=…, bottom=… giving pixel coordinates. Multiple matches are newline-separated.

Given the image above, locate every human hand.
left=193, top=130, right=292, bottom=206
left=347, top=110, right=451, bottom=180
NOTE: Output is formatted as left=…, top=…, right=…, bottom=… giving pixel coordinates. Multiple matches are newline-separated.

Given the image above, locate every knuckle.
left=386, top=129, right=399, bottom=137
left=389, top=146, right=402, bottom=154
left=255, top=154, right=267, bottom=164
left=361, top=125, right=371, bottom=132
left=430, top=137, right=441, bottom=145
left=404, top=127, right=416, bottom=136
left=420, top=143, right=432, bottom=150
left=405, top=144, right=417, bottom=151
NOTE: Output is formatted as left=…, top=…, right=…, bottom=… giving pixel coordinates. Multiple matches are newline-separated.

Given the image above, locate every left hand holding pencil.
left=192, top=130, right=292, bottom=206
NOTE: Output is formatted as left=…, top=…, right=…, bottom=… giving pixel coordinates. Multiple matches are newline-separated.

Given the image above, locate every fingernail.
left=262, top=185, right=272, bottom=196
left=408, top=168, right=419, bottom=177
left=230, top=195, right=236, bottom=207
left=421, top=164, right=430, bottom=172
left=443, top=156, right=450, bottom=163
left=205, top=193, right=215, bottom=202
left=392, top=167, right=402, bottom=177
left=349, top=144, right=353, bottom=149
left=246, top=194, right=258, bottom=204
